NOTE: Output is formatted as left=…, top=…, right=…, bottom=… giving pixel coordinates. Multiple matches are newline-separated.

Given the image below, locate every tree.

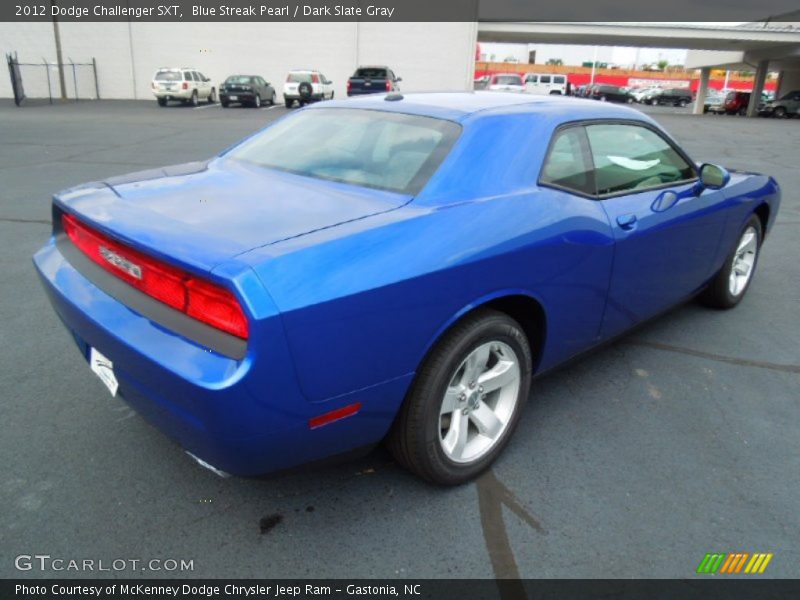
left=546, top=58, right=563, bottom=66
left=657, top=59, right=669, bottom=71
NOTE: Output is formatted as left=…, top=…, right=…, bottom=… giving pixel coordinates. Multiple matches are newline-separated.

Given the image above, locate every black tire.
left=387, top=309, right=532, bottom=485
left=678, top=99, right=688, bottom=108
left=698, top=214, right=762, bottom=309
left=738, top=107, right=747, bottom=116
left=298, top=81, right=313, bottom=102
left=190, top=91, right=198, bottom=107
left=157, top=98, right=167, bottom=107
left=207, top=88, right=216, bottom=104
left=253, top=94, right=261, bottom=108
left=269, top=92, right=275, bottom=105
left=773, top=107, right=787, bottom=118
left=221, top=100, right=229, bottom=108
left=284, top=99, right=293, bottom=108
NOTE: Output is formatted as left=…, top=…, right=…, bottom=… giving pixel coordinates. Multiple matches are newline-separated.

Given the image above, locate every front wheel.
left=253, top=94, right=261, bottom=108
left=387, top=309, right=532, bottom=485
left=699, top=215, right=762, bottom=309
left=284, top=99, right=293, bottom=108
left=678, top=99, right=688, bottom=108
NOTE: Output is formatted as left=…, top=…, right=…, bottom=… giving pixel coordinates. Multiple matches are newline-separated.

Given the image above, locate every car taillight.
left=312, top=74, right=319, bottom=83
left=182, top=81, right=188, bottom=90
left=61, top=213, right=248, bottom=340
left=346, top=80, right=351, bottom=92
left=385, top=80, right=391, bottom=91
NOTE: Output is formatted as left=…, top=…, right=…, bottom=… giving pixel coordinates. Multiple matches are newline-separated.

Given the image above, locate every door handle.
left=616, top=214, right=637, bottom=230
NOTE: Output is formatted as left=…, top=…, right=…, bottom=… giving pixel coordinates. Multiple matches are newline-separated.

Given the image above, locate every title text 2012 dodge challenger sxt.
left=34, top=93, right=780, bottom=484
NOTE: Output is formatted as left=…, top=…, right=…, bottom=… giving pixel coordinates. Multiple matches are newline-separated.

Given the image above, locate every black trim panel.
left=55, top=234, right=247, bottom=360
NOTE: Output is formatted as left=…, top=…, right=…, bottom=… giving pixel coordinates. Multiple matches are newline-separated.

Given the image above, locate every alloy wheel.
left=729, top=226, right=758, bottom=297
left=438, top=342, right=521, bottom=464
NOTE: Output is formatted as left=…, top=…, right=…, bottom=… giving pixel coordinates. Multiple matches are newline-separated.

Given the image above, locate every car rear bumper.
left=152, top=90, right=192, bottom=100
left=33, top=237, right=406, bottom=476
left=347, top=89, right=386, bottom=96
left=220, top=92, right=256, bottom=103
left=283, top=93, right=323, bottom=102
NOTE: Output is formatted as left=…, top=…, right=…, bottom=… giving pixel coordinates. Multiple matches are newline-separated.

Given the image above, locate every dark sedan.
left=589, top=84, right=634, bottom=103
left=220, top=75, right=276, bottom=108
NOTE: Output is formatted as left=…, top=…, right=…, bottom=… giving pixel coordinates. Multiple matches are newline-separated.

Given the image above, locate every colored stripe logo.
left=697, top=552, right=773, bottom=574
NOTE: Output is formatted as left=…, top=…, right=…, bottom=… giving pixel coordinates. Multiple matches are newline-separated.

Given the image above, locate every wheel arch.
left=754, top=202, right=770, bottom=240
left=418, top=290, right=548, bottom=377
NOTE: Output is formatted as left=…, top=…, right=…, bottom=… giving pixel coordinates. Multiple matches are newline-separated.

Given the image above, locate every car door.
left=584, top=122, right=729, bottom=339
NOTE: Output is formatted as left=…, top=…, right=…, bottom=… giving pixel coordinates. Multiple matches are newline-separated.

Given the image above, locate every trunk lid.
left=54, top=158, right=409, bottom=274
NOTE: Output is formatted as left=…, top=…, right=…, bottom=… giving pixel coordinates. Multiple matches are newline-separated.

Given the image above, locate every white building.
left=0, top=22, right=477, bottom=100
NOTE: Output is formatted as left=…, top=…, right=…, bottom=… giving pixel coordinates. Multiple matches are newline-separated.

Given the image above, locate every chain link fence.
left=6, top=52, right=99, bottom=106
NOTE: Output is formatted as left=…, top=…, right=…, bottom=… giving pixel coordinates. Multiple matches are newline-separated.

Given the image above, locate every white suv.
left=151, top=68, right=216, bottom=107
left=282, top=70, right=334, bottom=108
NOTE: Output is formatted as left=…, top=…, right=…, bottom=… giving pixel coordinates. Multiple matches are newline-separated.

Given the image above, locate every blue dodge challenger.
left=34, top=93, right=780, bottom=484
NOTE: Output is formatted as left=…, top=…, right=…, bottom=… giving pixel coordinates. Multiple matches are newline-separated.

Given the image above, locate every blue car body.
left=33, top=93, right=780, bottom=476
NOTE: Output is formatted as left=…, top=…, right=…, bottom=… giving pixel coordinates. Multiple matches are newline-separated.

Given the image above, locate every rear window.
left=226, top=76, right=255, bottom=84
left=287, top=73, right=312, bottom=83
left=494, top=75, right=523, bottom=85
left=227, top=108, right=461, bottom=194
left=355, top=68, right=388, bottom=78
left=154, top=71, right=182, bottom=81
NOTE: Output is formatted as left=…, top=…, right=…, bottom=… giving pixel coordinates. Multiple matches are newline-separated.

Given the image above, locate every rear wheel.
left=253, top=94, right=261, bottom=108
left=738, top=106, right=747, bottom=116
left=221, top=100, right=229, bottom=108
left=157, top=98, right=167, bottom=107
left=678, top=99, right=688, bottom=107
left=207, top=88, right=216, bottom=104
left=190, top=91, right=198, bottom=107
left=269, top=92, right=276, bottom=105
left=284, top=99, right=293, bottom=108
left=773, top=106, right=787, bottom=118
left=387, top=309, right=532, bottom=485
left=699, top=215, right=762, bottom=309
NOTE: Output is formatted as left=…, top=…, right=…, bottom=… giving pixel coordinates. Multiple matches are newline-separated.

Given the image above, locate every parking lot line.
left=193, top=103, right=219, bottom=110
left=261, top=105, right=280, bottom=110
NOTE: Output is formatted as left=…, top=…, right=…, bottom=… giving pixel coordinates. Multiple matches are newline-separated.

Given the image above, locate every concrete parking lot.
left=1, top=98, right=797, bottom=579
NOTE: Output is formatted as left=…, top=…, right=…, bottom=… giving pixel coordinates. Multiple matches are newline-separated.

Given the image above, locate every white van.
left=523, top=73, right=568, bottom=96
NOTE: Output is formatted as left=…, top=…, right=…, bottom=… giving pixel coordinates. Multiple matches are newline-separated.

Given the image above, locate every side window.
left=586, top=123, right=696, bottom=195
left=554, top=76, right=565, bottom=84
left=183, top=71, right=193, bottom=81
left=527, top=75, right=538, bottom=84
left=540, top=75, right=551, bottom=84
left=540, top=127, right=594, bottom=196
left=197, top=72, right=207, bottom=81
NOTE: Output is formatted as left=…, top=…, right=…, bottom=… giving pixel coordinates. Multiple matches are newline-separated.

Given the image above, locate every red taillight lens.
left=182, top=81, right=188, bottom=90
left=311, top=74, right=319, bottom=83
left=61, top=213, right=248, bottom=340
left=346, top=80, right=351, bottom=92
left=385, top=80, right=391, bottom=91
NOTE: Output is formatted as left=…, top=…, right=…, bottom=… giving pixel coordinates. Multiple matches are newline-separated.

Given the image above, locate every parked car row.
left=480, top=73, right=569, bottom=95
left=151, top=65, right=403, bottom=109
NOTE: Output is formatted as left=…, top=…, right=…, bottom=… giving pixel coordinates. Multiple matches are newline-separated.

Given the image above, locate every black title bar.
left=4, top=0, right=800, bottom=22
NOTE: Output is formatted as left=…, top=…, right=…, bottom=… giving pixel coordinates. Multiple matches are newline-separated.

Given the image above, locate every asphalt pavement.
left=0, top=97, right=797, bottom=579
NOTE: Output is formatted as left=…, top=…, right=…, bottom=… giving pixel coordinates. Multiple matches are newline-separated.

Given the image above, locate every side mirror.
left=395, top=77, right=402, bottom=82
left=698, top=163, right=730, bottom=190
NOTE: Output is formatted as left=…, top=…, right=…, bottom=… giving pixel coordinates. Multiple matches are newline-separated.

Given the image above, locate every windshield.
left=225, top=76, right=255, bottom=85
left=287, top=73, right=313, bottom=83
left=494, top=75, right=522, bottom=85
left=355, top=68, right=388, bottom=78
left=154, top=71, right=181, bottom=81
left=227, top=108, right=461, bottom=194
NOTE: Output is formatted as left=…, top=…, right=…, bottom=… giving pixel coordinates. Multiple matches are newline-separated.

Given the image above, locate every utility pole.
left=50, top=0, right=67, bottom=100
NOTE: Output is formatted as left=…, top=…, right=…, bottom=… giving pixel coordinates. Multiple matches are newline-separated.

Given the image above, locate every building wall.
left=777, top=69, right=800, bottom=96
left=0, top=22, right=476, bottom=100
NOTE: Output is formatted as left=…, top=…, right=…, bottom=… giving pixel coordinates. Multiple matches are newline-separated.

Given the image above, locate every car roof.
left=311, top=91, right=652, bottom=124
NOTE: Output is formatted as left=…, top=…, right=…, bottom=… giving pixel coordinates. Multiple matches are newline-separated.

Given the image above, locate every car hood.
left=54, top=158, right=410, bottom=274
